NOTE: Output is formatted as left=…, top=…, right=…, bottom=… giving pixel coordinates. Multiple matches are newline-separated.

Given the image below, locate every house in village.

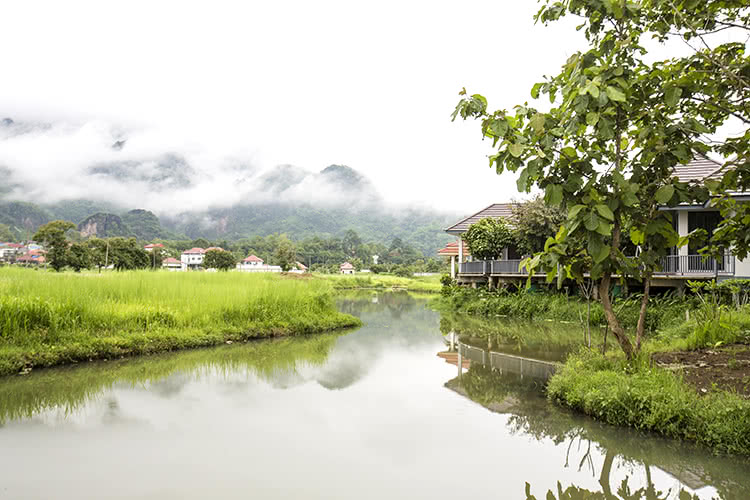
left=289, top=261, right=308, bottom=274
left=340, top=262, right=355, bottom=274
left=443, top=157, right=748, bottom=290
left=162, top=257, right=182, bottom=271
left=236, top=255, right=282, bottom=273
left=181, top=247, right=206, bottom=270
left=144, top=243, right=165, bottom=252
left=15, top=249, right=46, bottom=266
left=0, top=243, right=25, bottom=263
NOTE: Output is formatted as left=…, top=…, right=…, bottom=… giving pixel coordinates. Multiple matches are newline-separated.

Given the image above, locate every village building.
left=181, top=247, right=205, bottom=270
left=16, top=249, right=46, bottom=266
left=289, top=261, right=308, bottom=274
left=445, top=157, right=749, bottom=290
left=236, top=255, right=282, bottom=273
left=340, top=262, right=355, bottom=274
left=162, top=257, right=183, bottom=271
left=0, top=243, right=25, bottom=263
left=144, top=243, right=165, bottom=252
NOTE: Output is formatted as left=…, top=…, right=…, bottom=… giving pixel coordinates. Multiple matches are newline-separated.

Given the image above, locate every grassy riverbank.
left=440, top=284, right=750, bottom=455
left=0, top=268, right=360, bottom=376
left=320, top=273, right=442, bottom=293
left=548, top=350, right=750, bottom=456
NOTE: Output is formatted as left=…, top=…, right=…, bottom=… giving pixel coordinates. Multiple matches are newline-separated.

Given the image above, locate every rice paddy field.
left=0, top=268, right=361, bottom=376
left=320, top=273, right=442, bottom=293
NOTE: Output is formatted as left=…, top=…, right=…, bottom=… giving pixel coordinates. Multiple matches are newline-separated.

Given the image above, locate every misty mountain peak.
left=320, top=165, right=367, bottom=190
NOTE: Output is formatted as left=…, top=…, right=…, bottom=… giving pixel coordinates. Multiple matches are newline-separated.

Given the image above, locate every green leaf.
left=545, top=184, right=563, bottom=206
left=561, top=147, right=577, bottom=159
left=488, top=118, right=508, bottom=137
left=568, top=204, right=586, bottom=220
left=531, top=82, right=543, bottom=99
left=586, top=112, right=599, bottom=126
left=630, top=227, right=645, bottom=245
left=655, top=184, right=675, bottom=204
left=509, top=143, right=524, bottom=158
left=587, top=238, right=610, bottom=263
left=605, top=86, right=626, bottom=102
left=665, top=86, right=683, bottom=107
left=530, top=113, right=546, bottom=133
left=595, top=204, right=614, bottom=221
left=585, top=212, right=600, bottom=231
left=587, top=84, right=600, bottom=98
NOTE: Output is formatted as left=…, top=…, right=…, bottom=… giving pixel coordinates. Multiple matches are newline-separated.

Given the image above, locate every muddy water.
left=0, top=292, right=748, bottom=499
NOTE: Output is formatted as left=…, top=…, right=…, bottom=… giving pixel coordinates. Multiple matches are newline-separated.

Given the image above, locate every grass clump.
left=547, top=349, right=750, bottom=455
left=0, top=268, right=361, bottom=375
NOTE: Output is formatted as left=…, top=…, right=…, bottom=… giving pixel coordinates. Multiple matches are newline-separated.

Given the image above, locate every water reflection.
left=0, top=293, right=747, bottom=500
left=447, top=364, right=748, bottom=499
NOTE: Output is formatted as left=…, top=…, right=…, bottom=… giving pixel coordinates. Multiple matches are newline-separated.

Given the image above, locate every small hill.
left=78, top=213, right=131, bottom=238
left=0, top=201, right=52, bottom=239
left=121, top=209, right=177, bottom=240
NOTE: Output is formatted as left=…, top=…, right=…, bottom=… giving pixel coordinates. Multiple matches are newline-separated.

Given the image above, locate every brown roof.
left=243, top=255, right=263, bottom=263
left=163, top=257, right=181, bottom=265
left=444, top=203, right=517, bottom=235
left=672, top=155, right=724, bottom=183
left=340, top=262, right=354, bottom=269
left=183, top=247, right=205, bottom=254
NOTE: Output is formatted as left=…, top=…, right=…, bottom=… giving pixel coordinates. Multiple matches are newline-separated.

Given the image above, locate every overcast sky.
left=0, top=0, right=586, bottom=215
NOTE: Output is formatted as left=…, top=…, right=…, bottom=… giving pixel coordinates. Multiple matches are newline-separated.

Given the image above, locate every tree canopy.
left=463, top=218, right=515, bottom=261
left=204, top=249, right=236, bottom=271
left=33, top=220, right=76, bottom=272
left=452, top=0, right=749, bottom=358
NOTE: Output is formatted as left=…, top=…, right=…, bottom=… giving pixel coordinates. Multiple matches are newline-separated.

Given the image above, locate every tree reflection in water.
left=450, top=365, right=743, bottom=500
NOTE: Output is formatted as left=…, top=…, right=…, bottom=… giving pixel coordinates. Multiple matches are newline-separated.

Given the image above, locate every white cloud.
left=0, top=0, right=587, bottom=215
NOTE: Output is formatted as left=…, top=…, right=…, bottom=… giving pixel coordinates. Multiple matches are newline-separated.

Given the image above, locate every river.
left=0, top=292, right=748, bottom=499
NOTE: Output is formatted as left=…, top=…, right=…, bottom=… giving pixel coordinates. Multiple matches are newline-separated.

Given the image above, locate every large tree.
left=511, top=196, right=566, bottom=255
left=451, top=0, right=739, bottom=359
left=33, top=220, right=76, bottom=272
left=204, top=249, right=236, bottom=271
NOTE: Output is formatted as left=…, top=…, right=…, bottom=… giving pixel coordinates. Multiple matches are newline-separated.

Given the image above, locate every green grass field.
left=0, top=268, right=360, bottom=375
left=319, top=273, right=442, bottom=293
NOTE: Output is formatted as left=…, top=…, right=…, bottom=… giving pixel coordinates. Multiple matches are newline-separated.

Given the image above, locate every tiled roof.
left=444, top=203, right=517, bottom=234
left=183, top=247, right=205, bottom=254
left=340, top=262, right=354, bottom=269
left=144, top=243, right=165, bottom=249
left=163, top=257, right=181, bottom=265
left=205, top=246, right=224, bottom=252
left=672, top=155, right=724, bottom=183
left=243, top=255, right=263, bottom=262
left=295, top=261, right=307, bottom=270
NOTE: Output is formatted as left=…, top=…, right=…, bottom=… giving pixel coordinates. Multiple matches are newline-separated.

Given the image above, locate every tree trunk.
left=635, top=274, right=651, bottom=352
left=599, top=273, right=635, bottom=359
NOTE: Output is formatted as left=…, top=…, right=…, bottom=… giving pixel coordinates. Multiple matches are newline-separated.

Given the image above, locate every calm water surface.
left=0, top=292, right=748, bottom=499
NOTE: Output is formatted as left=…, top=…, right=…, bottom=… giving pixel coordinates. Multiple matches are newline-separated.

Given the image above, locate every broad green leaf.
left=665, top=86, right=683, bottom=107
left=630, top=227, right=645, bottom=245
left=568, top=204, right=586, bottom=219
left=585, top=211, right=600, bottom=231
left=531, top=82, right=543, bottom=99
left=586, top=112, right=599, bottom=126
left=605, top=86, right=626, bottom=102
left=530, top=113, right=546, bottom=133
left=489, top=118, right=508, bottom=137
left=516, top=167, right=530, bottom=191
left=561, top=147, right=577, bottom=159
left=509, top=143, right=524, bottom=158
left=655, top=184, right=675, bottom=204
left=587, top=84, right=600, bottom=98
left=545, top=184, right=563, bottom=206
left=595, top=204, right=614, bottom=221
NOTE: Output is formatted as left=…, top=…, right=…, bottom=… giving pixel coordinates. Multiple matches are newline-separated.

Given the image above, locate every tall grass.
left=547, top=349, right=750, bottom=456
left=0, top=268, right=360, bottom=375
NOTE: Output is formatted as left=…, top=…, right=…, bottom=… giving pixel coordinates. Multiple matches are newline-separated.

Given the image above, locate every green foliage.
left=451, top=0, right=750, bottom=357
left=273, top=236, right=297, bottom=271
left=33, top=220, right=76, bottom=271
left=107, top=237, right=150, bottom=270
left=0, top=268, right=360, bottom=375
left=120, top=209, right=176, bottom=240
left=463, top=217, right=515, bottom=260
left=511, top=195, right=565, bottom=255
left=0, top=201, right=51, bottom=240
left=77, top=213, right=131, bottom=238
left=67, top=243, right=92, bottom=272
left=204, top=249, right=236, bottom=271
left=548, top=349, right=750, bottom=456
left=0, top=223, right=13, bottom=242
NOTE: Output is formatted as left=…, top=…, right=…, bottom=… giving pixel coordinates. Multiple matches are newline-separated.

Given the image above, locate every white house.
left=181, top=247, right=205, bottom=270
left=236, top=255, right=282, bottom=273
left=340, top=262, right=355, bottom=274
left=162, top=257, right=183, bottom=271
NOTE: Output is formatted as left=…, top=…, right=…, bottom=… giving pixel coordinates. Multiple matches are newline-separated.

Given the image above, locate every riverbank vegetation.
left=548, top=350, right=750, bottom=456
left=321, top=273, right=442, bottom=293
left=0, top=267, right=360, bottom=376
